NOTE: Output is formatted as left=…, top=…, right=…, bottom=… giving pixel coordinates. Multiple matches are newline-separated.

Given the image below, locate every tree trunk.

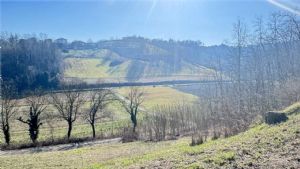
left=91, top=123, right=96, bottom=139
left=29, top=124, right=39, bottom=144
left=67, top=121, right=73, bottom=139
left=3, top=124, right=10, bottom=145
left=30, top=129, right=38, bottom=144
left=133, top=123, right=137, bottom=133
left=131, top=114, right=137, bottom=133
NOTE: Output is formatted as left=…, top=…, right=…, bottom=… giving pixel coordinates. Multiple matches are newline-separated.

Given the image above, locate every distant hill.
left=60, top=37, right=231, bottom=83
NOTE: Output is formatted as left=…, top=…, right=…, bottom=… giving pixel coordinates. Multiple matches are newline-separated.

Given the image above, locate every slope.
left=63, top=48, right=216, bottom=83
left=92, top=102, right=300, bottom=168
left=0, top=103, right=299, bottom=169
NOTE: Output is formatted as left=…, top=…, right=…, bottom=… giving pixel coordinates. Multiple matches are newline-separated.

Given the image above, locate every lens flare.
left=267, top=0, right=300, bottom=15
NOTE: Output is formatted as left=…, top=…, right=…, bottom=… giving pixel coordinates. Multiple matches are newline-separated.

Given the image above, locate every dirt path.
left=0, top=137, right=121, bottom=156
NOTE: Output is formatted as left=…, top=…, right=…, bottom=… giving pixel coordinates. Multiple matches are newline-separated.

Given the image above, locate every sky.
left=1, top=0, right=300, bottom=45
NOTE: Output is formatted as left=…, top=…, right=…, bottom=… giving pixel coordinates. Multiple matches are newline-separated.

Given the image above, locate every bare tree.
left=248, top=16, right=268, bottom=113
left=232, top=18, right=248, bottom=113
left=0, top=82, right=18, bottom=145
left=85, top=89, right=114, bottom=138
left=18, top=90, right=47, bottom=144
left=50, top=89, right=85, bottom=140
left=121, top=87, right=144, bottom=133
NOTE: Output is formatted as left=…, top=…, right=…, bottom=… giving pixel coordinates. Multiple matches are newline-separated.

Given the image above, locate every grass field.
left=1, top=103, right=299, bottom=169
left=64, top=58, right=110, bottom=78
left=63, top=49, right=216, bottom=83
left=0, top=86, right=197, bottom=145
left=64, top=57, right=130, bottom=79
left=116, top=86, right=198, bottom=109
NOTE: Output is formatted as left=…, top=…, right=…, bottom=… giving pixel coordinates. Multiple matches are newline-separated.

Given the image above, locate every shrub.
left=212, top=130, right=220, bottom=140
left=190, top=134, right=204, bottom=146
left=122, top=127, right=138, bottom=143
left=224, top=129, right=230, bottom=138
left=264, top=112, right=288, bottom=124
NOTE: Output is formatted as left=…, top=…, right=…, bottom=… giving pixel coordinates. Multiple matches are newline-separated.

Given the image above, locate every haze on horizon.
left=1, top=0, right=300, bottom=45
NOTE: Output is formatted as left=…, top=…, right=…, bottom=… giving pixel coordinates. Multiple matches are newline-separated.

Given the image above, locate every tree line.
left=0, top=34, right=61, bottom=94
left=0, top=81, right=145, bottom=146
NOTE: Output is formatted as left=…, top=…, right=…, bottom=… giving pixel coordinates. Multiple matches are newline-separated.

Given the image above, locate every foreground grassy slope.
left=92, top=103, right=300, bottom=169
left=1, top=103, right=299, bottom=169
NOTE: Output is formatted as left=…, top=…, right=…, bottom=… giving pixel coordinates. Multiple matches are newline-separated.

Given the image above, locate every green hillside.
left=63, top=49, right=216, bottom=83
left=1, top=103, right=299, bottom=169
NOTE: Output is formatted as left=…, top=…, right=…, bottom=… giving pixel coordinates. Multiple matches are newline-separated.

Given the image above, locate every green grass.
left=282, top=102, right=300, bottom=115
left=64, top=58, right=111, bottom=78
left=64, top=58, right=131, bottom=79
left=63, top=49, right=216, bottom=82
left=63, top=49, right=130, bottom=79
left=1, top=103, right=299, bottom=169
left=116, top=86, right=198, bottom=110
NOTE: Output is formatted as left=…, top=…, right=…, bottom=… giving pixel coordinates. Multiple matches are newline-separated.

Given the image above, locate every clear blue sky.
left=1, top=0, right=299, bottom=45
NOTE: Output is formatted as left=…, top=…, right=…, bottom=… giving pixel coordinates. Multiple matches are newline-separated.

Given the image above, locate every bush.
left=264, top=112, right=288, bottom=124
left=224, top=129, right=230, bottom=138
left=212, top=130, right=221, bottom=140
left=190, top=133, right=204, bottom=146
left=121, top=127, right=138, bottom=143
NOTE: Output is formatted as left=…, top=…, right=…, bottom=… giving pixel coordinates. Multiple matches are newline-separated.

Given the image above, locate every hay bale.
left=264, top=112, right=288, bottom=124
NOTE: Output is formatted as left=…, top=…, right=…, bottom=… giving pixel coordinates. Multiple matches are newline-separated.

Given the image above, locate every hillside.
left=58, top=36, right=300, bottom=84
left=1, top=103, right=299, bottom=169
left=61, top=37, right=229, bottom=83
left=63, top=49, right=216, bottom=83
